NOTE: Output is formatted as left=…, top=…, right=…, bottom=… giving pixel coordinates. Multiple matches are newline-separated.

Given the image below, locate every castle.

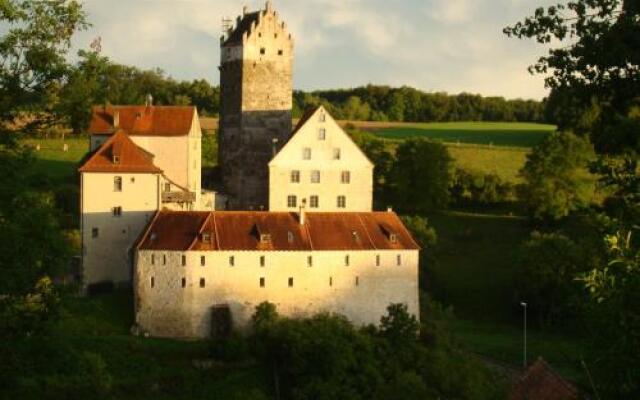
left=79, top=1, right=420, bottom=338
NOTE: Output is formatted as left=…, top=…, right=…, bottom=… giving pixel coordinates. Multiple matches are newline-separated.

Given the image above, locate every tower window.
left=260, top=277, right=265, bottom=288
left=92, top=228, right=99, bottom=238
left=333, top=148, right=341, bottom=160
left=288, top=277, right=294, bottom=287
left=151, top=254, right=155, bottom=265
left=337, top=196, right=347, bottom=209
left=303, top=148, right=311, bottom=160
left=278, top=49, right=283, bottom=56
left=162, top=254, right=167, bottom=265
left=310, top=195, right=319, bottom=208
left=181, top=278, right=186, bottom=288
left=287, top=195, right=297, bottom=208
left=151, top=277, right=155, bottom=288
left=290, top=170, right=300, bottom=183
left=114, top=176, right=122, bottom=192
left=200, top=278, right=205, bottom=288
left=182, top=255, right=186, bottom=266
left=260, top=47, right=266, bottom=55
left=341, top=171, right=351, bottom=184
left=318, top=128, right=326, bottom=140
left=311, top=170, right=320, bottom=184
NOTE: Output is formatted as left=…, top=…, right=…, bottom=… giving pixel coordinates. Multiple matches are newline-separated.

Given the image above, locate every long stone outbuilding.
left=134, top=209, right=420, bottom=338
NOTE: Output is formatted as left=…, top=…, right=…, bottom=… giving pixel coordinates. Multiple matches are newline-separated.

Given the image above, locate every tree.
left=389, top=139, right=453, bottom=213
left=0, top=0, right=88, bottom=135
left=505, top=0, right=640, bottom=153
left=520, top=131, right=596, bottom=220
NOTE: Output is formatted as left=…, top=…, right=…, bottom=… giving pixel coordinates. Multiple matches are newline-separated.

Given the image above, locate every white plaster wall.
left=82, top=173, right=159, bottom=287
left=187, top=112, right=203, bottom=207
left=130, top=136, right=189, bottom=190
left=269, top=109, right=373, bottom=212
left=135, top=249, right=419, bottom=338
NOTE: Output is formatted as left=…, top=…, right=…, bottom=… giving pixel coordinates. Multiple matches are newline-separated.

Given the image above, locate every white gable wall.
left=269, top=107, right=373, bottom=212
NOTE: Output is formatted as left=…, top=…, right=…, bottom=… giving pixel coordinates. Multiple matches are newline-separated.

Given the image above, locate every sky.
left=74, top=0, right=557, bottom=100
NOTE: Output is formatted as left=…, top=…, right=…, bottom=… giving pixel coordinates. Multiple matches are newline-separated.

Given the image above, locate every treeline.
left=293, top=86, right=546, bottom=123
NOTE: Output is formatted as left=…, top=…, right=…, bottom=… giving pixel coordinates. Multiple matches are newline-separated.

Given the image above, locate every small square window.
left=229, top=256, right=235, bottom=267
left=311, top=170, right=320, bottom=184
left=260, top=234, right=271, bottom=243
left=310, top=195, right=319, bottom=208
left=113, top=155, right=120, bottom=164
left=182, top=255, right=186, bottom=266
left=318, top=128, right=326, bottom=140
left=92, top=228, right=99, bottom=238
left=200, top=256, right=206, bottom=266
left=130, top=177, right=135, bottom=183
left=389, top=233, right=398, bottom=243
left=288, top=277, right=294, bottom=287
left=260, top=255, right=266, bottom=267
left=337, top=196, right=347, bottom=209
left=260, top=47, right=266, bottom=55
left=200, top=278, right=205, bottom=288
left=333, top=148, right=341, bottom=160
left=164, top=183, right=171, bottom=193
left=287, top=195, right=297, bottom=208
left=260, top=277, right=265, bottom=288
left=290, top=170, right=300, bottom=183
left=303, top=148, right=311, bottom=160
left=278, top=49, right=283, bottom=56
left=114, top=176, right=122, bottom=192
left=341, top=171, right=351, bottom=184
left=202, top=232, right=212, bottom=243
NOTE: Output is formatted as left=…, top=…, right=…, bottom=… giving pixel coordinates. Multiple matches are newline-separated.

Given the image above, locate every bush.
left=450, top=169, right=516, bottom=207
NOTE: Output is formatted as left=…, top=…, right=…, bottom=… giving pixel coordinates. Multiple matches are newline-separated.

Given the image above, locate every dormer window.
left=287, top=231, right=294, bottom=244
left=113, top=155, right=120, bottom=164
left=260, top=233, right=271, bottom=244
left=389, top=233, right=398, bottom=243
left=202, top=232, right=212, bottom=243
left=352, top=231, right=360, bottom=244
left=380, top=224, right=398, bottom=243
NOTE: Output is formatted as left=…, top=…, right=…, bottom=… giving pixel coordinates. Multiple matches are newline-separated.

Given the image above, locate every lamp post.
left=520, top=302, right=527, bottom=368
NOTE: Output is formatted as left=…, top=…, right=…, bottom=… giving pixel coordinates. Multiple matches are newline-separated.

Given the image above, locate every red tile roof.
left=89, top=105, right=195, bottom=136
left=510, top=358, right=579, bottom=400
left=138, top=211, right=420, bottom=252
left=79, top=129, right=163, bottom=174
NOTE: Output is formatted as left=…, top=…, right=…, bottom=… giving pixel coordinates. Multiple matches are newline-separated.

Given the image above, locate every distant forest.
left=63, top=56, right=547, bottom=132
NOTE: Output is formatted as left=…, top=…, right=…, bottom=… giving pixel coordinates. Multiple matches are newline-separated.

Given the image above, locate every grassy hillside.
left=371, top=122, right=556, bottom=148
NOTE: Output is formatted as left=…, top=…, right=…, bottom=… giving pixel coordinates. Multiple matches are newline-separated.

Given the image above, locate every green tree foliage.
left=249, top=302, right=502, bottom=400
left=514, top=232, right=590, bottom=326
left=0, top=0, right=88, bottom=135
left=505, top=0, right=640, bottom=153
left=349, top=130, right=394, bottom=206
left=580, top=229, right=640, bottom=398
left=389, top=139, right=453, bottom=213
left=293, top=85, right=545, bottom=123
left=450, top=169, right=516, bottom=207
left=520, top=131, right=596, bottom=220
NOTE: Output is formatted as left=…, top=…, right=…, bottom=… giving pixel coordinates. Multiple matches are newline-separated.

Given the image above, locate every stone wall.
left=135, top=249, right=419, bottom=338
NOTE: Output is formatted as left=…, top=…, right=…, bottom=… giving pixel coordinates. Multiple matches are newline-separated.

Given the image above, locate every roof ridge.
left=357, top=213, right=377, bottom=250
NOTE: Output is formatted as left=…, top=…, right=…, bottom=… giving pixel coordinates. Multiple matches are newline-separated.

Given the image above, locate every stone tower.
left=219, top=1, right=293, bottom=210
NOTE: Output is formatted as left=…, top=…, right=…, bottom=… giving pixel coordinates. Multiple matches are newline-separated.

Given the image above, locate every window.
left=260, top=277, right=265, bottom=288
left=162, top=254, right=167, bottom=265
left=307, top=256, right=313, bottom=267
left=229, top=256, right=235, bottom=267
left=355, top=276, right=359, bottom=286
left=260, top=47, right=266, bottom=55
left=114, top=176, right=122, bottom=192
left=290, top=170, right=300, bottom=183
left=151, top=277, right=155, bottom=288
left=287, top=231, right=294, bottom=243
left=318, top=128, right=326, bottom=140
left=200, top=256, right=206, bottom=266
left=92, top=228, right=99, bottom=238
left=397, top=254, right=402, bottom=266
left=311, top=170, right=320, bottom=183
left=200, top=278, right=205, bottom=288
left=130, top=177, right=136, bottom=183
left=260, top=234, right=271, bottom=244
left=288, top=277, right=294, bottom=287
left=345, top=255, right=350, bottom=266
left=113, top=206, right=122, bottom=217
left=287, top=195, right=297, bottom=208
left=181, top=278, right=186, bottom=288
left=376, top=254, right=381, bottom=266
left=182, top=255, right=186, bottom=266
left=303, top=148, right=312, bottom=160
left=260, top=256, right=265, bottom=267
left=151, top=254, right=155, bottom=265
left=202, top=232, right=212, bottom=243
left=278, top=49, right=283, bottom=56
left=164, top=183, right=171, bottom=192
left=337, top=196, right=347, bottom=209
left=329, top=277, right=333, bottom=287
left=310, top=195, right=319, bottom=208
left=333, top=148, right=341, bottom=160
left=113, top=155, right=120, bottom=164
left=389, top=233, right=398, bottom=243
left=319, top=113, right=326, bottom=122
left=341, top=171, right=351, bottom=184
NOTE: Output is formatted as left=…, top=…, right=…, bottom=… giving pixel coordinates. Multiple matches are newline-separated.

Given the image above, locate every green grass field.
left=372, top=122, right=556, bottom=148
left=23, top=137, right=88, bottom=182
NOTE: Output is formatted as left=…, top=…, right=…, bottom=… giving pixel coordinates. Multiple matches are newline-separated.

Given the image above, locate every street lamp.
left=520, top=302, right=527, bottom=368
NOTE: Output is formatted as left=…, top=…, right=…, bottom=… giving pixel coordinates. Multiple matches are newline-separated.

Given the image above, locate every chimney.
left=387, top=206, right=393, bottom=213
left=243, top=5, right=248, bottom=15
left=271, top=138, right=279, bottom=157
left=299, top=198, right=307, bottom=225
left=146, top=94, right=153, bottom=107
left=113, top=110, right=120, bottom=128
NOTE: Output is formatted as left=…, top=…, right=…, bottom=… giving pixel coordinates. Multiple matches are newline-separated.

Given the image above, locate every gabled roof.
left=138, top=211, right=420, bottom=252
left=89, top=105, right=195, bottom=136
left=510, top=358, right=578, bottom=400
left=291, top=106, right=321, bottom=135
left=79, top=129, right=163, bottom=174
